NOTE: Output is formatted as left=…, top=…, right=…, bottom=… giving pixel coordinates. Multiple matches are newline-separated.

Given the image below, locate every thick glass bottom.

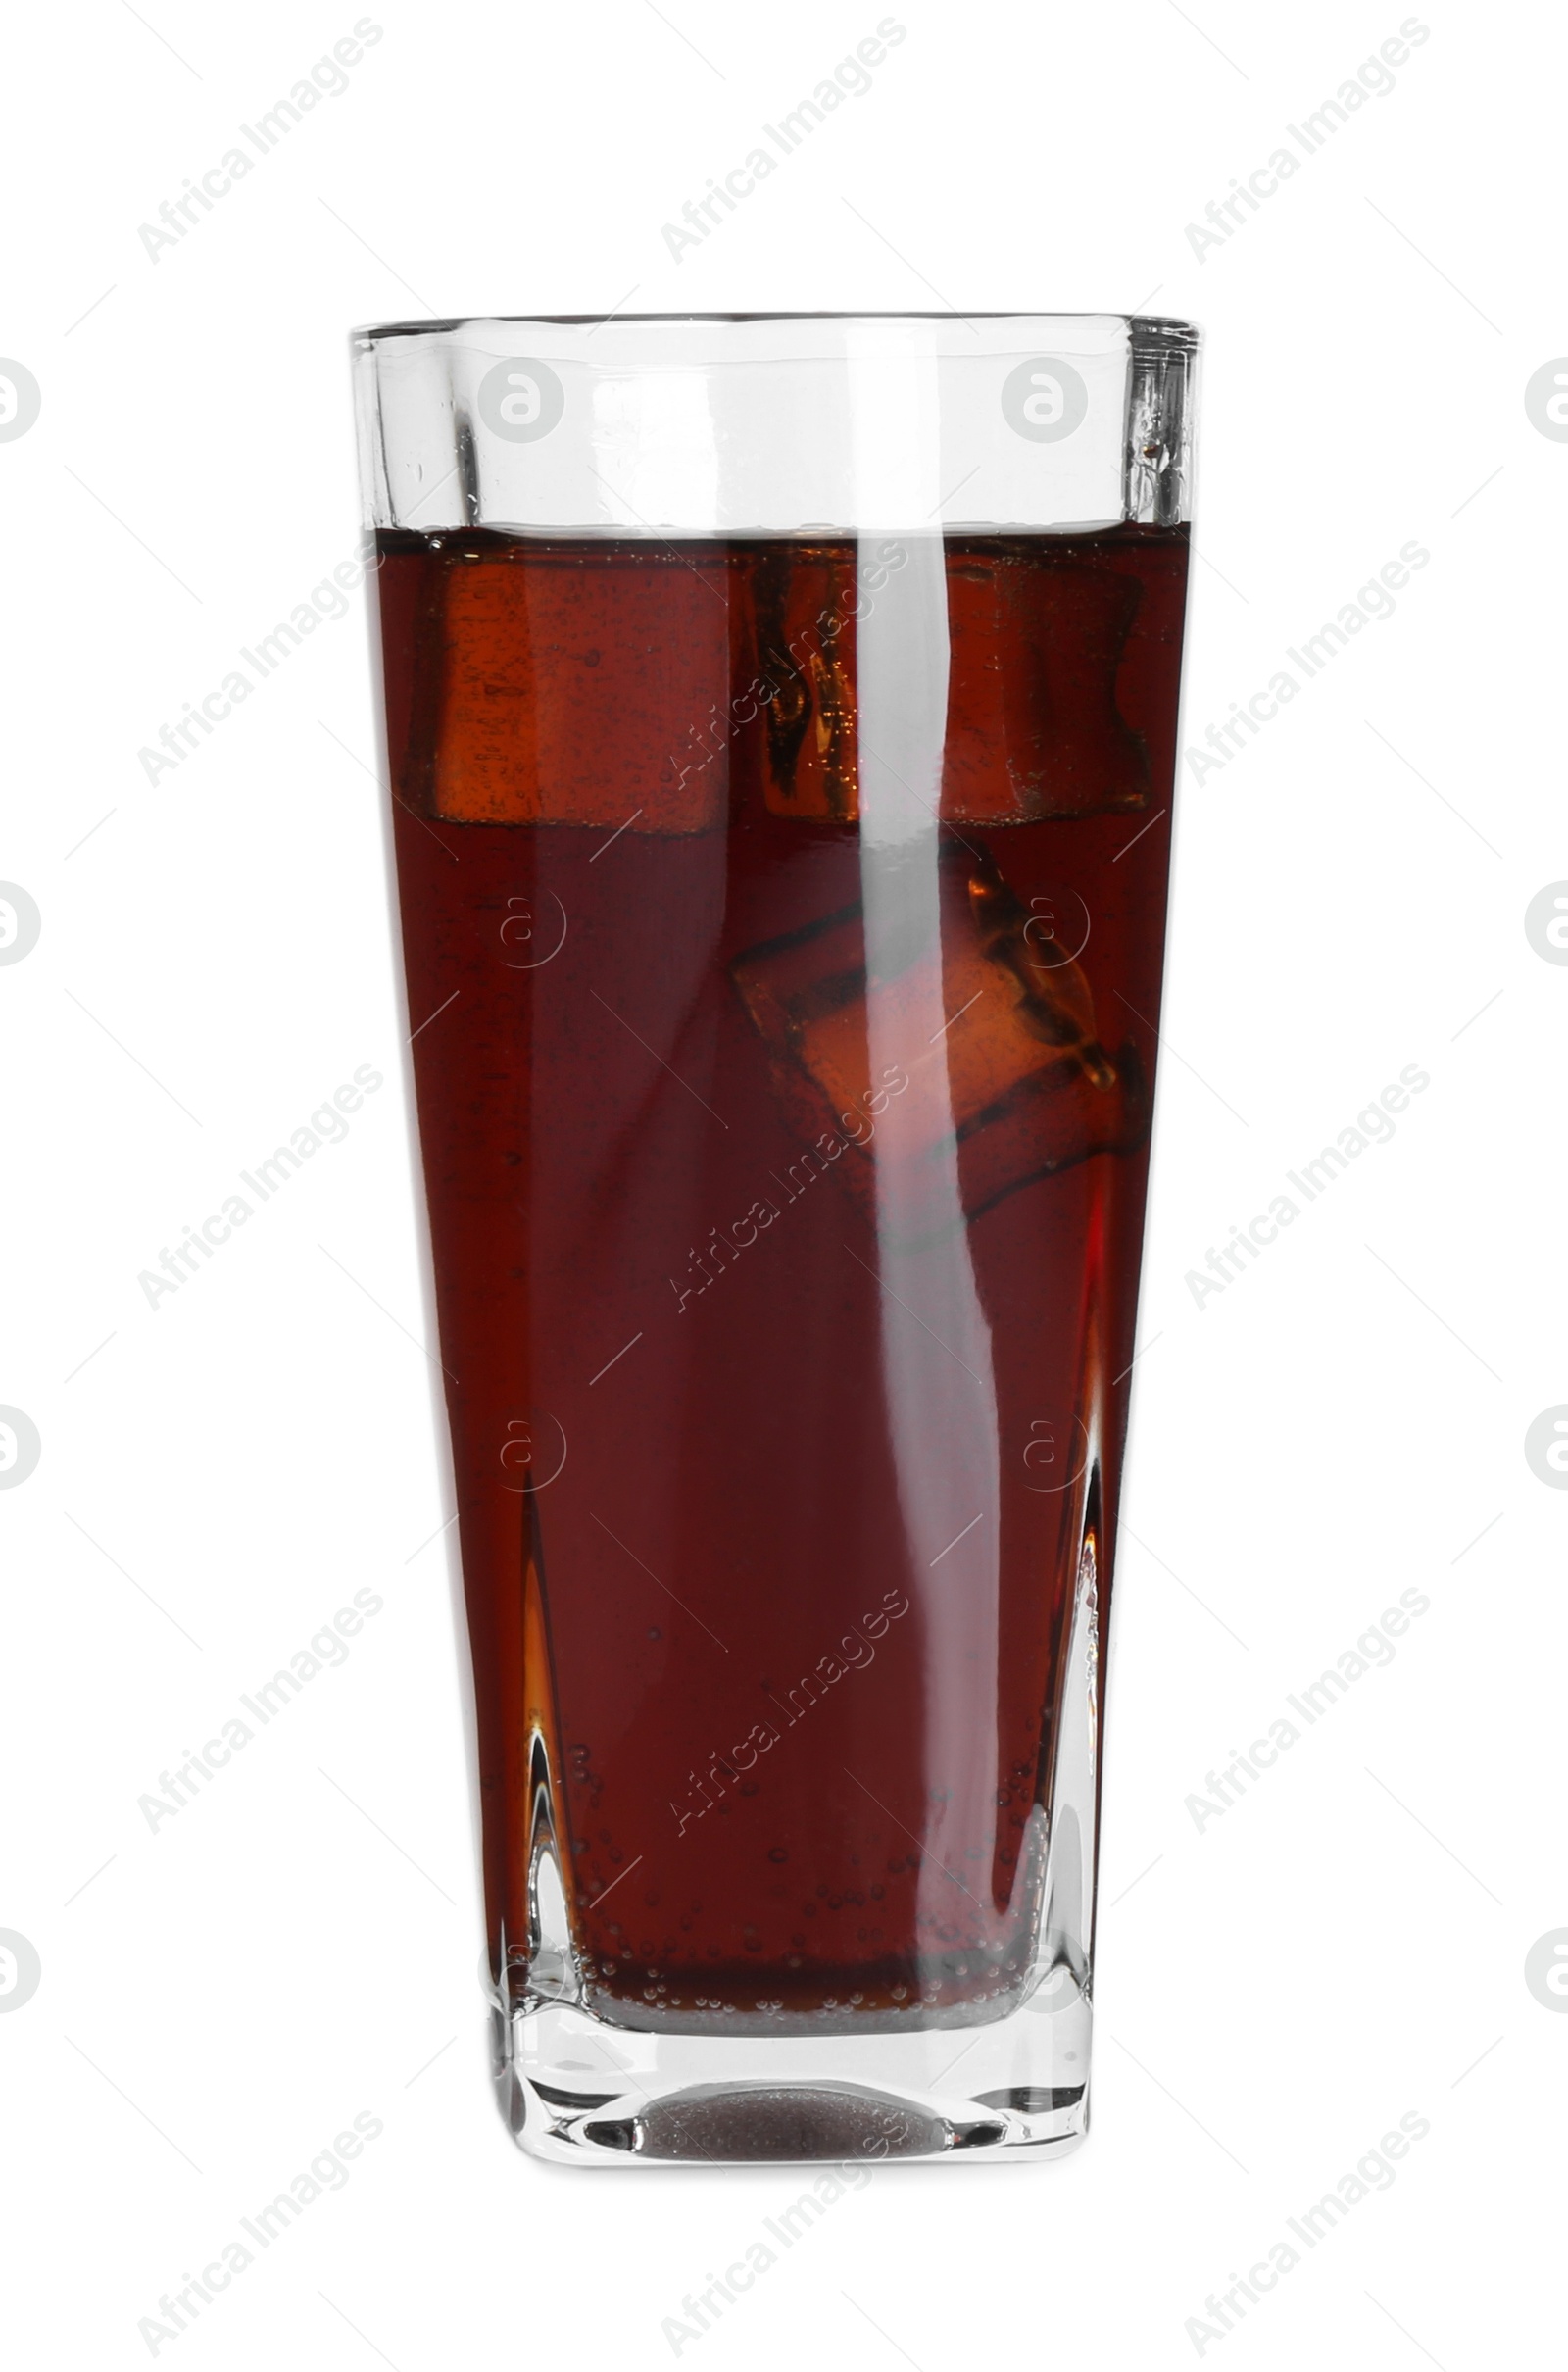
left=490, top=1515, right=1105, bottom=2166
left=492, top=1975, right=1091, bottom=2165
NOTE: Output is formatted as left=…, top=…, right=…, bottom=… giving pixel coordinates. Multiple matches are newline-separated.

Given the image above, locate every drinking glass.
left=354, top=311, right=1198, bottom=2164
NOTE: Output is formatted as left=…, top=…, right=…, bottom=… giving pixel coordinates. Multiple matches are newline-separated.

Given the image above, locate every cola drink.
left=373, top=522, right=1187, bottom=2033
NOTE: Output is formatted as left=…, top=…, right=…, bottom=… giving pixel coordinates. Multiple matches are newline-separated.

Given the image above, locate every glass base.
left=492, top=1976, right=1091, bottom=2165
left=490, top=1518, right=1104, bottom=2167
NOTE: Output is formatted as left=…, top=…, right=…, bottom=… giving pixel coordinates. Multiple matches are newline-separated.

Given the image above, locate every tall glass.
left=354, top=313, right=1197, bottom=2165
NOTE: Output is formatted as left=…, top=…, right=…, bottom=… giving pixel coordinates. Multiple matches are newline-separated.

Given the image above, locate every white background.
left=2, top=1, right=1560, bottom=2364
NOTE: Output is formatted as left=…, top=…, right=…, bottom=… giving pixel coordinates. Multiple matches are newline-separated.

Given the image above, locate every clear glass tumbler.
left=353, top=312, right=1198, bottom=2164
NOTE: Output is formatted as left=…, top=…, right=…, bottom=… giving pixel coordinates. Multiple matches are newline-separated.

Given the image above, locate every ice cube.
left=751, top=549, right=1151, bottom=825
left=751, top=548, right=860, bottom=823
left=943, top=557, right=1151, bottom=820
left=732, top=849, right=1147, bottom=1236
left=419, top=551, right=734, bottom=830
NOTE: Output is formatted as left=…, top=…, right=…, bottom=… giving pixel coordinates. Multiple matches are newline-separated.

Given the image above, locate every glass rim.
left=354, top=309, right=1201, bottom=347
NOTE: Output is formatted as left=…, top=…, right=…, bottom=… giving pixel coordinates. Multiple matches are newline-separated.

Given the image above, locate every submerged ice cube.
left=732, top=848, right=1147, bottom=1236
left=405, top=539, right=1152, bottom=834
left=943, top=556, right=1151, bottom=819
left=752, top=548, right=862, bottom=824
left=752, top=546, right=1151, bottom=826
left=418, top=550, right=734, bottom=830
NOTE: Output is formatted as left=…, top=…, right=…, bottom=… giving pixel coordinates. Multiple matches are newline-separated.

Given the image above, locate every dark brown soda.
left=372, top=525, right=1187, bottom=2031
